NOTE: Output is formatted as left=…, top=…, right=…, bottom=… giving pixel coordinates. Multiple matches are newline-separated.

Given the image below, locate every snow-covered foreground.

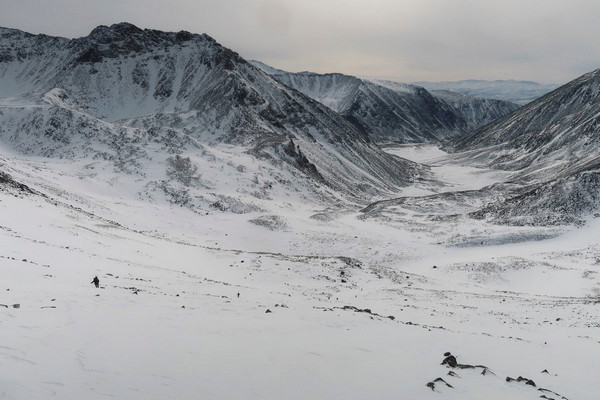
left=2, top=146, right=599, bottom=399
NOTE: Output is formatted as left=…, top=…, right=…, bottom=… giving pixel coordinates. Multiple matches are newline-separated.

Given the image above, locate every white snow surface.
left=2, top=143, right=599, bottom=400
left=386, top=145, right=513, bottom=192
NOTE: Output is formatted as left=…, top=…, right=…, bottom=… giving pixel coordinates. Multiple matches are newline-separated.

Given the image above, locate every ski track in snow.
left=2, top=144, right=599, bottom=400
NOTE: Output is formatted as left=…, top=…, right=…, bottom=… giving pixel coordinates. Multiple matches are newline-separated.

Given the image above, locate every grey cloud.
left=0, top=0, right=598, bottom=84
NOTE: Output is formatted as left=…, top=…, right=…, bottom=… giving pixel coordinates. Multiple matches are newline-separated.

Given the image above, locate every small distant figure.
left=237, top=292, right=240, bottom=298
left=91, top=276, right=100, bottom=288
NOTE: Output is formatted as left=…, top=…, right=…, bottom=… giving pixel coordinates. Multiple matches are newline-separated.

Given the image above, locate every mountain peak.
left=86, top=22, right=145, bottom=45
left=69, top=23, right=234, bottom=67
left=90, top=22, right=143, bottom=35
left=81, top=22, right=218, bottom=49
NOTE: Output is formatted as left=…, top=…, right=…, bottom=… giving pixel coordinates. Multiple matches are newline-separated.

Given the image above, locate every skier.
left=91, top=276, right=100, bottom=288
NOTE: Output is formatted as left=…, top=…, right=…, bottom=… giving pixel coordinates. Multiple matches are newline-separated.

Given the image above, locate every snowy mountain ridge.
left=250, top=60, right=520, bottom=144
left=445, top=68, right=600, bottom=225
left=452, top=68, right=600, bottom=177
left=0, top=23, right=426, bottom=210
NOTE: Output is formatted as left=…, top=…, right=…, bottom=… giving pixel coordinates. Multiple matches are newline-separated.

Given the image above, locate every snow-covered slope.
left=431, top=89, right=522, bottom=131
left=2, top=143, right=599, bottom=400
left=0, top=23, right=425, bottom=205
left=251, top=61, right=519, bottom=144
left=452, top=69, right=600, bottom=176
left=0, top=27, right=70, bottom=97
left=472, top=168, right=600, bottom=226
left=447, top=69, right=600, bottom=225
left=415, top=79, right=559, bottom=105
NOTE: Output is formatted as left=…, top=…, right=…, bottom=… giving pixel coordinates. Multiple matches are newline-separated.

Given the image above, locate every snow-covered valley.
left=2, top=143, right=599, bottom=400
left=2, top=22, right=600, bottom=400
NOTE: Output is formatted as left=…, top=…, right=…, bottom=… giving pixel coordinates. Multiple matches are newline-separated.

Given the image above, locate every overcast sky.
left=1, top=0, right=598, bottom=84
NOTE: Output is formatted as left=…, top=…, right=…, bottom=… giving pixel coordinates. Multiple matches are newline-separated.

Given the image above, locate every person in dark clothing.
left=91, top=276, right=100, bottom=288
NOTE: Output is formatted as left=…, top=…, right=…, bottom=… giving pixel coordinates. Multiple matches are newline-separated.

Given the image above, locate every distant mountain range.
left=414, top=79, right=560, bottom=105
left=252, top=60, right=519, bottom=144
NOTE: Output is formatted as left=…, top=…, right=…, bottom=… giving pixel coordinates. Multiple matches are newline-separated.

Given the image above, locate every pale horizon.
left=2, top=0, right=598, bottom=85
